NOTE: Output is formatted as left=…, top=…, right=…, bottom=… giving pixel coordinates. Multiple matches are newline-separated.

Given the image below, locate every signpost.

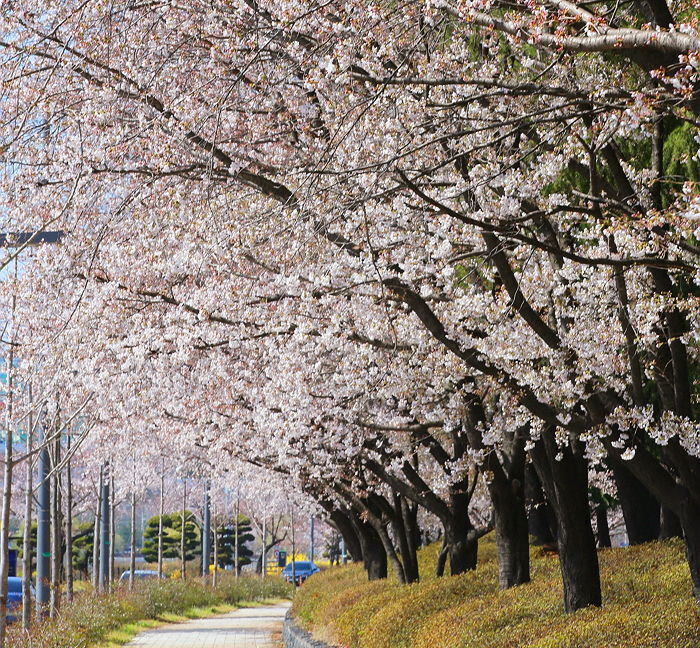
left=7, top=550, right=16, bottom=578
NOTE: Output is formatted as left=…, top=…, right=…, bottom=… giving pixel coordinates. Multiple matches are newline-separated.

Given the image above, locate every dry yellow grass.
left=293, top=537, right=700, bottom=648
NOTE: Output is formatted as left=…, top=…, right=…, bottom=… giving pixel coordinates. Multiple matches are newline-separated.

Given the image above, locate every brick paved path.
left=126, top=602, right=290, bottom=648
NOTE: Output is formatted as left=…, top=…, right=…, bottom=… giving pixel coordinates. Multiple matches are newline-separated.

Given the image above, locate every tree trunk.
left=606, top=439, right=700, bottom=608
left=531, top=431, right=602, bottom=612
left=0, top=389, right=13, bottom=647
left=612, top=462, right=660, bottom=544
left=596, top=506, right=611, bottom=548
left=328, top=509, right=363, bottom=563
left=524, top=464, right=556, bottom=545
left=0, top=278, right=16, bottom=648
left=350, top=515, right=387, bottom=580
left=660, top=505, right=683, bottom=540
left=435, top=541, right=448, bottom=577
left=491, top=476, right=530, bottom=588
left=375, top=522, right=406, bottom=584
left=678, top=496, right=700, bottom=605
left=555, top=489, right=602, bottom=611
left=444, top=493, right=478, bottom=575
left=392, top=494, right=419, bottom=584
left=401, top=498, right=420, bottom=582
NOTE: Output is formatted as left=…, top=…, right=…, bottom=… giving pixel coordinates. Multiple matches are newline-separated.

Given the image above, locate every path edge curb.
left=283, top=611, right=332, bottom=648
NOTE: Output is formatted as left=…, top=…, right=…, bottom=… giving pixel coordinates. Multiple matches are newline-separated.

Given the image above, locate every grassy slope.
left=293, top=537, right=700, bottom=648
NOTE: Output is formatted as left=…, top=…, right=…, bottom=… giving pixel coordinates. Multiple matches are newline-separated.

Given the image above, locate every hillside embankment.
left=292, top=538, right=700, bottom=648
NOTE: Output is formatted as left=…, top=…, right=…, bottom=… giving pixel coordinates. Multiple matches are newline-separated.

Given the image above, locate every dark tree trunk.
left=556, top=498, right=602, bottom=611
left=604, top=439, right=700, bottom=608
left=444, top=493, right=478, bottom=575
left=375, top=524, right=406, bottom=584
left=660, top=505, right=683, bottom=540
left=491, top=476, right=530, bottom=588
left=524, top=464, right=556, bottom=545
left=446, top=525, right=478, bottom=576
left=462, top=397, right=530, bottom=588
left=435, top=541, right=448, bottom=577
left=612, top=462, right=660, bottom=544
left=402, top=500, right=421, bottom=584
left=392, top=495, right=419, bottom=584
left=531, top=431, right=602, bottom=612
left=328, top=510, right=363, bottom=563
left=351, top=515, right=387, bottom=581
left=678, top=497, right=700, bottom=605
left=403, top=499, right=421, bottom=570
left=596, top=507, right=611, bottom=548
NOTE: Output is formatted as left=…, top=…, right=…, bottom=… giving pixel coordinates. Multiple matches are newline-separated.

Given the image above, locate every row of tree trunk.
left=327, top=439, right=684, bottom=614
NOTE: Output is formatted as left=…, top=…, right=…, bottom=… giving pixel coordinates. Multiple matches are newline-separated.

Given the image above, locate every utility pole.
left=310, top=516, right=315, bottom=563
left=234, top=486, right=240, bottom=578
left=212, top=518, right=219, bottom=588
left=180, top=478, right=187, bottom=580
left=129, top=449, right=137, bottom=591
left=35, top=417, right=50, bottom=615
left=290, top=507, right=296, bottom=589
left=99, top=463, right=110, bottom=592
left=49, top=427, right=62, bottom=617
left=92, top=469, right=102, bottom=590
left=202, top=481, right=210, bottom=579
left=21, top=387, right=33, bottom=628
left=261, top=517, right=267, bottom=580
left=65, top=432, right=74, bottom=602
left=109, top=471, right=115, bottom=588
left=157, top=461, right=164, bottom=579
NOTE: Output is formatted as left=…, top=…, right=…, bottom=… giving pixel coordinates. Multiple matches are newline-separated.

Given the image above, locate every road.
left=126, top=602, right=290, bottom=648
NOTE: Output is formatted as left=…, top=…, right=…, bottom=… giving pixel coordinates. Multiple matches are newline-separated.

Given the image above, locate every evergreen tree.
left=142, top=511, right=200, bottom=563
left=71, top=521, right=94, bottom=579
left=16, top=521, right=94, bottom=578
left=215, top=515, right=254, bottom=571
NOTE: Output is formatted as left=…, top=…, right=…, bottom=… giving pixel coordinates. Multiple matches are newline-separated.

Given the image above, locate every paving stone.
left=125, top=602, right=290, bottom=648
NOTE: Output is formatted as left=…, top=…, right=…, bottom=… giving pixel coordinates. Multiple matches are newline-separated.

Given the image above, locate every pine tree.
left=142, top=512, right=200, bottom=563
left=215, top=515, right=254, bottom=571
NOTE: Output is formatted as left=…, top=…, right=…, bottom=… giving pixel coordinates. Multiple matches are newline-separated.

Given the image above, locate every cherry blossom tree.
left=0, top=0, right=698, bottom=624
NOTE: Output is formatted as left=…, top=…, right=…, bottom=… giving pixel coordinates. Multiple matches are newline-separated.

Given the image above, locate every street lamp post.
left=0, top=231, right=64, bottom=617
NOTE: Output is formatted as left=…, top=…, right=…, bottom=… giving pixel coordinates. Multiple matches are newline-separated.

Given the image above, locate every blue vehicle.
left=280, top=561, right=320, bottom=585
left=7, top=577, right=25, bottom=623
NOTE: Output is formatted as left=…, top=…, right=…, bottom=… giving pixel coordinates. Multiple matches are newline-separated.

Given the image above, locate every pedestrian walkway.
left=126, top=602, right=290, bottom=648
